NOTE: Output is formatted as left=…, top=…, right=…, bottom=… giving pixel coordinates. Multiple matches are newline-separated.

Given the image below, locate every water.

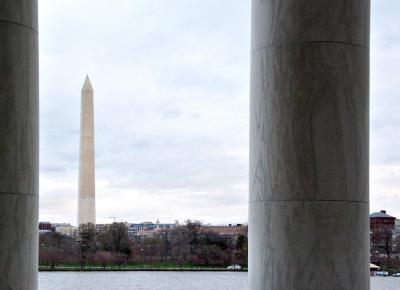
left=38, top=272, right=399, bottom=290
left=39, top=272, right=247, bottom=290
left=371, top=277, right=400, bottom=290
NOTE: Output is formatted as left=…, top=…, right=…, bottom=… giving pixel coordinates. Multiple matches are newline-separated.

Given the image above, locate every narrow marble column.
left=0, top=1, right=39, bottom=290
left=249, top=0, right=370, bottom=289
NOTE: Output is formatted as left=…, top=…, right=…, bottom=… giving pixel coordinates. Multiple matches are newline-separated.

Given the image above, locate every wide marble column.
left=0, top=1, right=39, bottom=290
left=249, top=0, right=370, bottom=289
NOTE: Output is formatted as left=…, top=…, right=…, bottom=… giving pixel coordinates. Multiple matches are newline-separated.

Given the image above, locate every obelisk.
left=78, top=75, right=96, bottom=226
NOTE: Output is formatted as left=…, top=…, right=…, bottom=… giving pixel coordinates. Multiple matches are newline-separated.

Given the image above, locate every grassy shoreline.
left=39, top=266, right=247, bottom=272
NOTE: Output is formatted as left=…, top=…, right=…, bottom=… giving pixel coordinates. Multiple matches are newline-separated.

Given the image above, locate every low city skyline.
left=39, top=0, right=400, bottom=226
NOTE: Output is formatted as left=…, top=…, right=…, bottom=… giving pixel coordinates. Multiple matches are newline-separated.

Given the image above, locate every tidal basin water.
left=39, top=272, right=398, bottom=290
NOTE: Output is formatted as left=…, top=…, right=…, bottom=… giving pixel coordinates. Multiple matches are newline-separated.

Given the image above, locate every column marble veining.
left=249, top=0, right=370, bottom=289
left=0, top=1, right=39, bottom=289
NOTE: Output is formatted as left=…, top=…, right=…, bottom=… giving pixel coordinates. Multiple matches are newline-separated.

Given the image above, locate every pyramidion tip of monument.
left=82, top=74, right=93, bottom=91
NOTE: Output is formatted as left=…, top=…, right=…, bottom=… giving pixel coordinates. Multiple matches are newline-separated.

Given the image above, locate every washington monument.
left=78, top=75, right=96, bottom=226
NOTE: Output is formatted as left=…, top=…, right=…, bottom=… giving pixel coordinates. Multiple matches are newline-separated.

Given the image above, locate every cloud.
left=39, top=0, right=400, bottom=225
left=39, top=0, right=250, bottom=226
left=369, top=0, right=400, bottom=215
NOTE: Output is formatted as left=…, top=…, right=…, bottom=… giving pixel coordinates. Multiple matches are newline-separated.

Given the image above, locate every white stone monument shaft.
left=78, top=75, right=96, bottom=225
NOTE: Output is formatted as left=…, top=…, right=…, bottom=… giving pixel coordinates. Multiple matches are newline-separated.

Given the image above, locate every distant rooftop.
left=370, top=210, right=395, bottom=219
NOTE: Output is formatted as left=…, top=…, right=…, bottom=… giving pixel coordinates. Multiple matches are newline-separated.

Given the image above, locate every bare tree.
left=371, top=229, right=394, bottom=269
left=169, top=226, right=190, bottom=267
left=185, top=220, right=202, bottom=255
left=92, top=251, right=114, bottom=269
left=109, top=223, right=130, bottom=253
left=78, top=223, right=96, bottom=269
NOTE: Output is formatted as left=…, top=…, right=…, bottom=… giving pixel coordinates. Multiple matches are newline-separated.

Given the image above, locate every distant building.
left=370, top=210, right=396, bottom=259
left=395, top=219, right=400, bottom=234
left=53, top=223, right=77, bottom=238
left=96, top=223, right=109, bottom=234
left=370, top=210, right=396, bottom=232
left=200, top=224, right=247, bottom=238
left=39, top=222, right=52, bottom=231
left=127, top=221, right=177, bottom=237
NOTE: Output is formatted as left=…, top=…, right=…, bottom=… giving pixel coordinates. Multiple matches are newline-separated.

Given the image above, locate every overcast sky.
left=39, top=0, right=400, bottom=226
left=370, top=1, right=400, bottom=217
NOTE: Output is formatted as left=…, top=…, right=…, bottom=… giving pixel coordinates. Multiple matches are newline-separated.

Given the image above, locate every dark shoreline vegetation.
left=39, top=220, right=248, bottom=271
left=39, top=266, right=247, bottom=272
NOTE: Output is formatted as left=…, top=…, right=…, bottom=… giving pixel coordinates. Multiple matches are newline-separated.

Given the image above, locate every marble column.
left=249, top=0, right=370, bottom=289
left=0, top=1, right=39, bottom=290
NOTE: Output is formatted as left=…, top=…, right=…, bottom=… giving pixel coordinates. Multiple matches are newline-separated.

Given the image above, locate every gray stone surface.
left=251, top=0, right=369, bottom=50
left=0, top=0, right=38, bottom=31
left=0, top=24, right=38, bottom=195
left=249, top=0, right=370, bottom=289
left=0, top=195, right=38, bottom=290
left=250, top=43, right=369, bottom=203
left=0, top=1, right=38, bottom=289
left=249, top=201, right=369, bottom=289
left=78, top=76, right=96, bottom=226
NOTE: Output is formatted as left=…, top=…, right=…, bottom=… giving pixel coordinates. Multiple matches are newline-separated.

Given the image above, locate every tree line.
left=39, top=220, right=248, bottom=270
left=371, top=228, right=400, bottom=271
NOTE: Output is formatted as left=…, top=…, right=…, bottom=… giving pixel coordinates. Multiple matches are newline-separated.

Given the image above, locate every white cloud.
left=39, top=0, right=250, bottom=226
left=370, top=0, right=400, bottom=216
left=39, top=0, right=400, bottom=225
